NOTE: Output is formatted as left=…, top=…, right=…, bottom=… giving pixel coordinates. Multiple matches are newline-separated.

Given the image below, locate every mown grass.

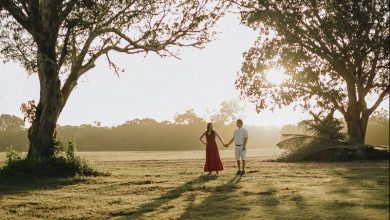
left=0, top=159, right=388, bottom=220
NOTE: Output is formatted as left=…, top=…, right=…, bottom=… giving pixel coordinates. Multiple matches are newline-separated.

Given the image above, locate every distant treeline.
left=0, top=107, right=279, bottom=151
left=0, top=109, right=388, bottom=151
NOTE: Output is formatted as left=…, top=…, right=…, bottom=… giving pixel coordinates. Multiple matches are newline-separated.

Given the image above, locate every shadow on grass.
left=0, top=176, right=89, bottom=196
left=111, top=175, right=218, bottom=219
left=329, top=167, right=389, bottom=210
left=252, top=186, right=365, bottom=219
left=179, top=174, right=243, bottom=219
left=255, top=165, right=389, bottom=219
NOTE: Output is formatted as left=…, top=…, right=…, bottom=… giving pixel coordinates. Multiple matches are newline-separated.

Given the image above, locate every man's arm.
left=225, top=138, right=234, bottom=147
left=243, top=137, right=248, bottom=150
left=243, top=129, right=248, bottom=150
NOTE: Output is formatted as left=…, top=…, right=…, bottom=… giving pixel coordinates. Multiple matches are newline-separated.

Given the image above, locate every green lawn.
left=0, top=158, right=388, bottom=219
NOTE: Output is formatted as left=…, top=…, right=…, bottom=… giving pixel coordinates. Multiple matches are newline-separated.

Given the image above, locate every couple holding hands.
left=199, top=119, right=248, bottom=176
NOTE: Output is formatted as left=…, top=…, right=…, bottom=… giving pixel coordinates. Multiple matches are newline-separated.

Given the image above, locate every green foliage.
left=174, top=109, right=205, bottom=125
left=53, top=137, right=65, bottom=158
left=299, top=112, right=346, bottom=141
left=5, top=145, right=22, bottom=162
left=0, top=156, right=97, bottom=178
left=235, top=0, right=389, bottom=143
left=1, top=0, right=228, bottom=158
left=0, top=0, right=228, bottom=75
left=1, top=108, right=389, bottom=152
left=66, top=140, right=77, bottom=160
left=209, top=99, right=244, bottom=125
left=236, top=0, right=389, bottom=113
left=0, top=140, right=98, bottom=178
left=277, top=111, right=348, bottom=161
left=52, top=138, right=77, bottom=159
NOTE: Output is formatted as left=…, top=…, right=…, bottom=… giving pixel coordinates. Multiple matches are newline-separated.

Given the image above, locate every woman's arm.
left=215, top=131, right=225, bottom=146
left=225, top=137, right=234, bottom=147
left=199, top=132, right=207, bottom=145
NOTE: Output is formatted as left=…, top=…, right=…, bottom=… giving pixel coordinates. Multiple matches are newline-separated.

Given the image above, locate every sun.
left=265, top=68, right=287, bottom=85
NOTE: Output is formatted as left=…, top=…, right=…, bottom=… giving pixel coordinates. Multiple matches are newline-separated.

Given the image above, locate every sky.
left=0, top=13, right=387, bottom=128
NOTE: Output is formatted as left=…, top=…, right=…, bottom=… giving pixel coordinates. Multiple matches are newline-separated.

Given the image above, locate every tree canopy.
left=234, top=0, right=389, bottom=144
left=0, top=0, right=227, bottom=72
left=0, top=0, right=228, bottom=157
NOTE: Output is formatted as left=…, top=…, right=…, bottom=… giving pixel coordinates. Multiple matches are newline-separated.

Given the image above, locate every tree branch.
left=368, top=87, right=390, bottom=115
left=59, top=0, right=77, bottom=24
left=57, top=25, right=73, bottom=71
left=363, top=52, right=380, bottom=96
left=0, top=0, right=32, bottom=33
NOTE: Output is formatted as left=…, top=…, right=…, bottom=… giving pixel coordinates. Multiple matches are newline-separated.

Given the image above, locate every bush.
left=277, top=111, right=349, bottom=161
left=5, top=145, right=22, bottom=162
left=277, top=111, right=389, bottom=161
left=0, top=140, right=99, bottom=178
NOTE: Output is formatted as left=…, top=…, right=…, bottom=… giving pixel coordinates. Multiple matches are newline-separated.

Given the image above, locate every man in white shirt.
left=225, top=119, right=248, bottom=175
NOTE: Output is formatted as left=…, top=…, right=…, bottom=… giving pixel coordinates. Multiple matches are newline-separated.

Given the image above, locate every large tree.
left=210, top=99, right=244, bottom=125
left=234, top=0, right=389, bottom=145
left=0, top=0, right=227, bottom=157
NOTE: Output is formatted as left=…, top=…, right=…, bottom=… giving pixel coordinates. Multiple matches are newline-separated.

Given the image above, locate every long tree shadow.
left=0, top=176, right=90, bottom=198
left=111, top=175, right=217, bottom=219
left=251, top=166, right=388, bottom=219
left=179, top=175, right=243, bottom=219
left=329, top=166, right=389, bottom=210
left=180, top=171, right=369, bottom=219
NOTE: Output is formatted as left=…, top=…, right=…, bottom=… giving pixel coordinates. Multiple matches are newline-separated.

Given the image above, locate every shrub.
left=0, top=140, right=99, bottom=178
left=66, top=140, right=77, bottom=160
left=5, top=145, right=22, bottom=162
left=277, top=111, right=349, bottom=161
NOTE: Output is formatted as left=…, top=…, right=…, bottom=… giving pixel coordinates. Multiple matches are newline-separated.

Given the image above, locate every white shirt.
left=233, top=127, right=248, bottom=146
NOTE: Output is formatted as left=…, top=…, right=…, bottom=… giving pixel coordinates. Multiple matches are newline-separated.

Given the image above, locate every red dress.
left=204, top=132, right=224, bottom=172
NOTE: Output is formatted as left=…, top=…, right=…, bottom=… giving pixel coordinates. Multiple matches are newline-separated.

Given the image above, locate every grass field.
left=0, top=148, right=283, bottom=162
left=0, top=150, right=388, bottom=220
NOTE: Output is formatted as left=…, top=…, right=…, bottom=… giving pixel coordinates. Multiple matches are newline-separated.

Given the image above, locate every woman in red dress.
left=199, top=123, right=225, bottom=175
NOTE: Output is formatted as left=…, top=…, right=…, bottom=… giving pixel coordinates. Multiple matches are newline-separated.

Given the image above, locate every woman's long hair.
left=206, top=123, right=214, bottom=134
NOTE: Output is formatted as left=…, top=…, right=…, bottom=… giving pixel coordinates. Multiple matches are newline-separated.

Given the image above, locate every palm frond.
left=277, top=111, right=347, bottom=161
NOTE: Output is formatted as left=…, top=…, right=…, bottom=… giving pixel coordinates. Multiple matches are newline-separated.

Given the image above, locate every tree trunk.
left=27, top=44, right=62, bottom=158
left=27, top=102, right=60, bottom=158
left=26, top=0, right=64, bottom=158
left=345, top=113, right=369, bottom=145
left=344, top=77, right=370, bottom=145
left=27, top=85, right=62, bottom=158
left=27, top=71, right=63, bottom=158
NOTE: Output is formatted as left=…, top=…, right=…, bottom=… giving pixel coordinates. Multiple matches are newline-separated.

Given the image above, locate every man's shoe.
left=236, top=170, right=241, bottom=175
left=240, top=170, right=246, bottom=175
